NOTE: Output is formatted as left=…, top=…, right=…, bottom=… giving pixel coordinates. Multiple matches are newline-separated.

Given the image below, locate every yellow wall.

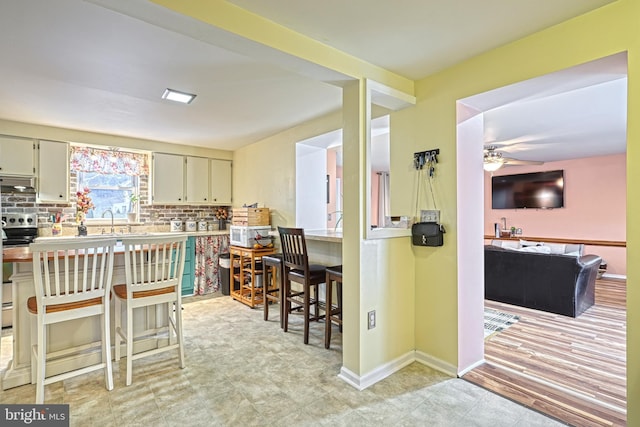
left=233, top=110, right=342, bottom=225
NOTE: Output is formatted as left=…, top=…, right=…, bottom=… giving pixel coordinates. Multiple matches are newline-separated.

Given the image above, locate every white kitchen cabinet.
left=37, top=140, right=69, bottom=203
left=210, top=159, right=232, bottom=205
left=152, top=153, right=185, bottom=204
left=0, top=137, right=35, bottom=176
left=185, top=156, right=209, bottom=203
left=152, top=153, right=232, bottom=205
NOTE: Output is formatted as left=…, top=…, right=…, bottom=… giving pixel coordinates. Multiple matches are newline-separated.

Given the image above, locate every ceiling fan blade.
left=502, top=158, right=544, bottom=166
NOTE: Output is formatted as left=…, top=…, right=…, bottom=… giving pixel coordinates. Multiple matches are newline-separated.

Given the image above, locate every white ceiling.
left=463, top=52, right=627, bottom=163
left=0, top=0, right=624, bottom=162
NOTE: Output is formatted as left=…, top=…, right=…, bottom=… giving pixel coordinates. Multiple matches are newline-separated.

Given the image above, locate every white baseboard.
left=414, top=350, right=458, bottom=377
left=338, top=351, right=415, bottom=390
left=456, top=358, right=485, bottom=377
left=603, top=273, right=626, bottom=280
left=337, top=350, right=458, bottom=391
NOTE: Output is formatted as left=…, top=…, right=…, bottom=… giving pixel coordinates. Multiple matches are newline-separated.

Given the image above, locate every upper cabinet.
left=0, top=137, right=35, bottom=176
left=152, top=152, right=232, bottom=205
left=210, top=159, right=232, bottom=205
left=37, top=140, right=69, bottom=203
left=185, top=156, right=209, bottom=203
left=152, top=153, right=185, bottom=204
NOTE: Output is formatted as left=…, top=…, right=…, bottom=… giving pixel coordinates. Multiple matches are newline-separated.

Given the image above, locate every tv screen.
left=492, top=170, right=564, bottom=209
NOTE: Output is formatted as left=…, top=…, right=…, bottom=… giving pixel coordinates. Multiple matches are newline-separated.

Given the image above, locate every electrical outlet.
left=368, top=310, right=376, bottom=329
left=421, top=210, right=440, bottom=223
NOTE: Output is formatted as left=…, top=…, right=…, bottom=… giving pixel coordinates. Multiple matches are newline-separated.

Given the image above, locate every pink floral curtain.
left=195, top=235, right=230, bottom=294
left=70, top=146, right=149, bottom=176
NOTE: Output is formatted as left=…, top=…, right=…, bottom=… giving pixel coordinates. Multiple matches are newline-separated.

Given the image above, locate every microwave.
left=229, top=225, right=272, bottom=248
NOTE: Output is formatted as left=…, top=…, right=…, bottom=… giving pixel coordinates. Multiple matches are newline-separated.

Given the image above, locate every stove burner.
left=2, top=213, right=38, bottom=247
left=2, top=213, right=38, bottom=228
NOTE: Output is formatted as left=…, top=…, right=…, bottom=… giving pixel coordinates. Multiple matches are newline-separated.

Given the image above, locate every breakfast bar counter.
left=303, top=229, right=343, bottom=243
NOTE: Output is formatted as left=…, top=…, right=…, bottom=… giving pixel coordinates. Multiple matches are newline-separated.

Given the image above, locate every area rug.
left=484, top=308, right=519, bottom=339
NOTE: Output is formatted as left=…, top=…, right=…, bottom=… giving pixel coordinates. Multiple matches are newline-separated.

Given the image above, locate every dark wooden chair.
left=262, top=253, right=284, bottom=327
left=277, top=227, right=326, bottom=344
left=325, top=265, right=343, bottom=349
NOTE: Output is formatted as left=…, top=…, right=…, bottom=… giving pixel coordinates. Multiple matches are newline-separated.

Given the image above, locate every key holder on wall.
left=413, top=148, right=439, bottom=176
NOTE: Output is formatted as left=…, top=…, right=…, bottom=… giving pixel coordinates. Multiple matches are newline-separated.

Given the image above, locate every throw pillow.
left=492, top=240, right=520, bottom=249
left=543, top=243, right=567, bottom=254
left=565, top=251, right=581, bottom=257
left=520, top=239, right=542, bottom=247
left=519, top=245, right=552, bottom=254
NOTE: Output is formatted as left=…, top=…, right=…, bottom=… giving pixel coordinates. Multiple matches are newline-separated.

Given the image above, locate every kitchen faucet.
left=102, top=209, right=115, bottom=234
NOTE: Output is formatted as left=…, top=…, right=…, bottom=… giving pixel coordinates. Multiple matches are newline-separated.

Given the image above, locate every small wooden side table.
left=229, top=245, right=277, bottom=308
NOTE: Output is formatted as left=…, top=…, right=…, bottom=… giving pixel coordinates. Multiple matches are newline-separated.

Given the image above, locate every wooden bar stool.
left=325, top=265, right=343, bottom=349
left=113, top=235, right=188, bottom=386
left=278, top=227, right=326, bottom=345
left=262, top=253, right=284, bottom=327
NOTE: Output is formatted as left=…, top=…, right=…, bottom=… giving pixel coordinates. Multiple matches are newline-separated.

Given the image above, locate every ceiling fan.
left=483, top=145, right=543, bottom=172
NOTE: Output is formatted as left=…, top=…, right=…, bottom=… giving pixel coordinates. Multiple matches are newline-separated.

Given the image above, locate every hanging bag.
left=411, top=222, right=445, bottom=247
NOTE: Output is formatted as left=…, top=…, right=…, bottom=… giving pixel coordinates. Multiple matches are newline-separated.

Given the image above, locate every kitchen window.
left=76, top=172, right=138, bottom=219
left=70, top=145, right=149, bottom=221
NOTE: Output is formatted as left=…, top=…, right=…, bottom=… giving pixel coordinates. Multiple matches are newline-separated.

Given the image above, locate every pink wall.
left=327, top=148, right=338, bottom=229
left=484, top=153, right=626, bottom=276
left=371, top=171, right=380, bottom=226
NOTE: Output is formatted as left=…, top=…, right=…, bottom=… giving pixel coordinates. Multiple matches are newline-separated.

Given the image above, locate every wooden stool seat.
left=325, top=265, right=343, bottom=349
left=112, top=284, right=174, bottom=299
left=27, top=296, right=103, bottom=314
left=262, top=254, right=284, bottom=326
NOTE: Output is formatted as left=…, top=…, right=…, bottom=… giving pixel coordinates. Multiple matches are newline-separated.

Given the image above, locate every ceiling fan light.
left=483, top=161, right=504, bottom=172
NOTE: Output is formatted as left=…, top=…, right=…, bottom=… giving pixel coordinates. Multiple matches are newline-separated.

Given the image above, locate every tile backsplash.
left=1, top=192, right=230, bottom=229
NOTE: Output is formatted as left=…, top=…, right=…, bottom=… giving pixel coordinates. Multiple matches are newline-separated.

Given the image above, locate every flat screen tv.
left=492, top=170, right=564, bottom=209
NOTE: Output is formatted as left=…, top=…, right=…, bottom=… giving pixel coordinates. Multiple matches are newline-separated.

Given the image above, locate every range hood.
left=0, top=176, right=36, bottom=193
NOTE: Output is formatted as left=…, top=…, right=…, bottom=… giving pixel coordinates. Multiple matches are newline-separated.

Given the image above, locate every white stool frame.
left=29, top=237, right=117, bottom=404
left=113, top=235, right=187, bottom=386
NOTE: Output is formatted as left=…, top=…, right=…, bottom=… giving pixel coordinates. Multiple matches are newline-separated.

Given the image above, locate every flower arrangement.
left=214, top=207, right=228, bottom=221
left=76, top=187, right=94, bottom=223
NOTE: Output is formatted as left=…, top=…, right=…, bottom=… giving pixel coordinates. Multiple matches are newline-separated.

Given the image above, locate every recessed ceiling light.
left=161, top=88, right=196, bottom=104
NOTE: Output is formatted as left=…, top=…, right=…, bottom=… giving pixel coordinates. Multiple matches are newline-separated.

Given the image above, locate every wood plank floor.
left=464, top=278, right=627, bottom=427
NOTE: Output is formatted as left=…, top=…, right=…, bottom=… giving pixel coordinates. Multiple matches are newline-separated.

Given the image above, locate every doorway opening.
left=456, top=52, right=628, bottom=425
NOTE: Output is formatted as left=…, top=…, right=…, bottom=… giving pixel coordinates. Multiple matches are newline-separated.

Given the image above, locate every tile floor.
left=0, top=295, right=566, bottom=426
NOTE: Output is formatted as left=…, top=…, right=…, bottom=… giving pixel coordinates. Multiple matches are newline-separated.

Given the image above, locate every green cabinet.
left=181, top=236, right=195, bottom=296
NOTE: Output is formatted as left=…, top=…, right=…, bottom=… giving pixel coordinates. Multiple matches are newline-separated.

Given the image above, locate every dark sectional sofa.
left=484, top=244, right=602, bottom=317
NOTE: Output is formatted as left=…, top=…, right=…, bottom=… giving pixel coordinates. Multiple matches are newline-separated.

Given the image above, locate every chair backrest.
left=30, top=237, right=118, bottom=308
left=277, top=227, right=310, bottom=273
left=119, top=235, right=188, bottom=297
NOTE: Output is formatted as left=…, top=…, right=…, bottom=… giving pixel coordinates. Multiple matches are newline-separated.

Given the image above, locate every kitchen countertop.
left=2, top=230, right=230, bottom=263
left=268, top=229, right=342, bottom=243
left=304, top=229, right=342, bottom=243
